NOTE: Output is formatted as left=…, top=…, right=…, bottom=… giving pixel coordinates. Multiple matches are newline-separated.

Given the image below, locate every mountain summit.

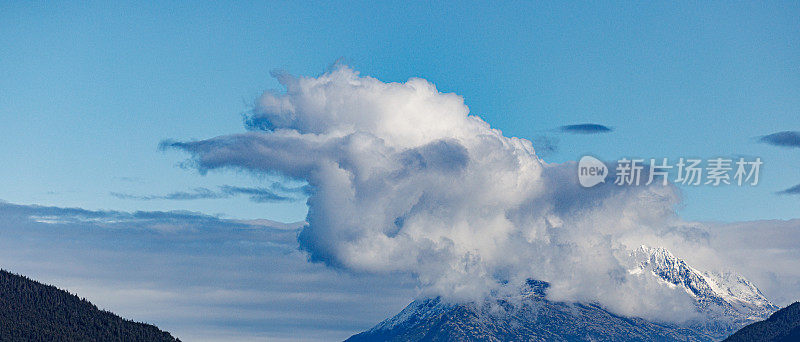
left=348, top=246, right=777, bottom=341
left=631, top=246, right=777, bottom=323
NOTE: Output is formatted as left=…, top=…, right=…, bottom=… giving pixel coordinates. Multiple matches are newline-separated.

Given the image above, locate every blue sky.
left=2, top=1, right=799, bottom=223
left=2, top=2, right=800, bottom=340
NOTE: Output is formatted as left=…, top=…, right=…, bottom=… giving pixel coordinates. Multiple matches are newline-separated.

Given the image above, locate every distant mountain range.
left=724, top=302, right=800, bottom=342
left=0, top=269, right=178, bottom=341
left=348, top=246, right=779, bottom=342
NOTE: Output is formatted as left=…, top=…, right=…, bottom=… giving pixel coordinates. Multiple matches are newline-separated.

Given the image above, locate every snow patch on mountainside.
left=370, top=298, right=452, bottom=332
left=631, top=245, right=778, bottom=323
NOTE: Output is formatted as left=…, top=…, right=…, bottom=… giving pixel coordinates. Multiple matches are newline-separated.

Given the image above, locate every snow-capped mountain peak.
left=349, top=246, right=779, bottom=342
left=631, top=245, right=777, bottom=322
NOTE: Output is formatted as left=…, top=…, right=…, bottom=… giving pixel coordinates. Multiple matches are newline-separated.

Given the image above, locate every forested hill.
left=0, top=269, right=178, bottom=341
left=724, top=302, right=800, bottom=342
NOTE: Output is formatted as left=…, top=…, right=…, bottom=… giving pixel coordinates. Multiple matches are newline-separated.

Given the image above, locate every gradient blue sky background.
left=2, top=1, right=799, bottom=223
left=3, top=2, right=800, bottom=341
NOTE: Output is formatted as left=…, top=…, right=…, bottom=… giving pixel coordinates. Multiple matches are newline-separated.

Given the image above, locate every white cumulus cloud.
left=165, top=66, right=727, bottom=322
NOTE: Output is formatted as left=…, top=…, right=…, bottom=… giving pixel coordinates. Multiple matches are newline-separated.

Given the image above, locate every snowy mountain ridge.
left=632, top=245, right=777, bottom=322
left=347, top=246, right=779, bottom=341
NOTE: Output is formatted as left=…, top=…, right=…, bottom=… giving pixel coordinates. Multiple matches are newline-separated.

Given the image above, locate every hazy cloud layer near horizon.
left=0, top=201, right=798, bottom=341
left=0, top=201, right=415, bottom=342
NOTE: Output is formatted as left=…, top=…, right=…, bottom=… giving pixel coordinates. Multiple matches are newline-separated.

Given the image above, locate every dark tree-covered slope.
left=724, top=302, right=800, bottom=342
left=0, top=269, right=178, bottom=341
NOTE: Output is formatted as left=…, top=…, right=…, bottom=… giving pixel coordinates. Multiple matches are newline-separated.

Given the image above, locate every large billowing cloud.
left=164, top=66, right=724, bottom=322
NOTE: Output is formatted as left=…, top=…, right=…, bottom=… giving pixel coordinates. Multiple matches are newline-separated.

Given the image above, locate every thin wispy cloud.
left=777, top=184, right=800, bottom=195
left=558, top=123, right=613, bottom=134
left=219, top=185, right=294, bottom=203
left=111, top=187, right=223, bottom=201
left=111, top=185, right=301, bottom=203
left=759, top=131, right=800, bottom=148
left=267, top=182, right=313, bottom=196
